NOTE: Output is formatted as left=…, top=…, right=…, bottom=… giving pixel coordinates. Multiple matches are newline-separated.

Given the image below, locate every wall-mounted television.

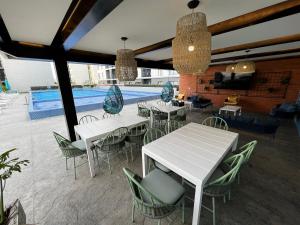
left=214, top=72, right=253, bottom=90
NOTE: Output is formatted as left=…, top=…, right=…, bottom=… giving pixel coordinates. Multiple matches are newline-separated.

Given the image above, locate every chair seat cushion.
left=204, top=168, right=230, bottom=196
left=141, top=169, right=185, bottom=205
left=71, top=140, right=86, bottom=151
left=154, top=161, right=171, bottom=173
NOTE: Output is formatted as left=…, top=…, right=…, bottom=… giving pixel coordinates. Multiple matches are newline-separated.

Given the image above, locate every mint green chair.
left=164, top=120, right=185, bottom=134
left=79, top=115, right=98, bottom=124
left=143, top=128, right=171, bottom=174
left=151, top=106, right=168, bottom=130
left=123, top=168, right=185, bottom=225
left=126, top=121, right=149, bottom=161
left=172, top=107, right=187, bottom=122
left=53, top=132, right=88, bottom=180
left=202, top=116, right=228, bottom=130
left=233, top=140, right=258, bottom=184
left=203, top=154, right=244, bottom=225
left=137, top=101, right=150, bottom=118
left=94, top=127, right=128, bottom=174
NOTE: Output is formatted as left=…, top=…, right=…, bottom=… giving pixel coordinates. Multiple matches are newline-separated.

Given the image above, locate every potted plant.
left=0, top=148, right=29, bottom=225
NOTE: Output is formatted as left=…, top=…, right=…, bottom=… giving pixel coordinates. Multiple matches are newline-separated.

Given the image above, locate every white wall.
left=68, top=63, right=89, bottom=85
left=1, top=57, right=55, bottom=92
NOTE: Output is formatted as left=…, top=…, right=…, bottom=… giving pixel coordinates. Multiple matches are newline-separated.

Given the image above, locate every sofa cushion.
left=279, top=103, right=297, bottom=112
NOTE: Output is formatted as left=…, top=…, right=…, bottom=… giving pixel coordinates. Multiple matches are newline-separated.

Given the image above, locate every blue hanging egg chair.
left=161, top=81, right=174, bottom=103
left=103, top=85, right=124, bottom=114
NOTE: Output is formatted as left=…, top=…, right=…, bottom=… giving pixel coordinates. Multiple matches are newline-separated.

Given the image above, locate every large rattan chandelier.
left=172, top=0, right=211, bottom=75
left=115, top=37, right=137, bottom=81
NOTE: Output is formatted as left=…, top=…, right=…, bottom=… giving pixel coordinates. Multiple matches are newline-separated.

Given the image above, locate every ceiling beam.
left=0, top=14, right=11, bottom=43
left=159, top=33, right=300, bottom=64
left=51, top=0, right=123, bottom=50
left=212, top=33, right=300, bottom=55
left=0, top=41, right=173, bottom=69
left=211, top=47, right=300, bottom=63
left=134, top=0, right=300, bottom=55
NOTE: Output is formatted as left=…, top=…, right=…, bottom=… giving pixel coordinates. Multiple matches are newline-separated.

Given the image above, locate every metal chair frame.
left=79, top=115, right=99, bottom=124
left=202, top=116, right=229, bottom=130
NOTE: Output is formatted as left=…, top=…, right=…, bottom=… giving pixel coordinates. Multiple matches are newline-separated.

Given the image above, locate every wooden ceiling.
left=0, top=0, right=300, bottom=67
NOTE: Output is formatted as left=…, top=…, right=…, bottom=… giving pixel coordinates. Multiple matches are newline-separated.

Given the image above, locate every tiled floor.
left=1, top=94, right=299, bottom=225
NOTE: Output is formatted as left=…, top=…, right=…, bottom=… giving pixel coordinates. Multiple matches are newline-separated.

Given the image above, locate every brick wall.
left=179, top=57, right=300, bottom=113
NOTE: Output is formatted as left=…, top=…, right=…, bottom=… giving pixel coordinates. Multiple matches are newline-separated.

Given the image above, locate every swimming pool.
left=28, top=88, right=160, bottom=120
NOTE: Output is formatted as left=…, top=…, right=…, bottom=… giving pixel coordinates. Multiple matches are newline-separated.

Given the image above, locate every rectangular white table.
left=74, top=114, right=149, bottom=177
left=142, top=123, right=239, bottom=225
left=219, top=105, right=242, bottom=116
left=145, top=102, right=184, bottom=133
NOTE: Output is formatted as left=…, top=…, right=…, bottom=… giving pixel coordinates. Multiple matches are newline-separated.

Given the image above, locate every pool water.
left=29, top=88, right=160, bottom=120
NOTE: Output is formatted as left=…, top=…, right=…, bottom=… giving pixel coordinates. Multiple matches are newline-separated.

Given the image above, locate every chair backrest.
left=156, top=100, right=166, bottom=106
left=98, top=127, right=128, bottom=151
left=53, top=132, right=71, bottom=149
left=150, top=106, right=162, bottom=116
left=202, top=116, right=228, bottom=130
left=143, top=128, right=165, bottom=145
left=128, top=122, right=148, bottom=136
left=53, top=132, right=80, bottom=157
left=137, top=101, right=150, bottom=117
left=165, top=120, right=184, bottom=134
left=206, top=153, right=244, bottom=187
left=239, top=140, right=257, bottom=164
left=123, top=168, right=166, bottom=207
left=177, top=106, right=187, bottom=117
left=102, top=112, right=120, bottom=119
left=79, top=115, right=99, bottom=124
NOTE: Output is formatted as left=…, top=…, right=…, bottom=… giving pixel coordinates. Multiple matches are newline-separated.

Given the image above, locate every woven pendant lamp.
left=115, top=37, right=137, bottom=81
left=172, top=0, right=211, bottom=75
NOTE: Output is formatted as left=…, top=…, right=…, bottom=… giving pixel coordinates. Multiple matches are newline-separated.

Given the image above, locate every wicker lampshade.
left=115, top=37, right=137, bottom=81
left=234, top=61, right=256, bottom=73
left=225, top=64, right=236, bottom=73
left=172, top=12, right=211, bottom=75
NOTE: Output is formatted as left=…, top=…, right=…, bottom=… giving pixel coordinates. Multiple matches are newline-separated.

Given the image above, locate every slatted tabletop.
left=74, top=114, right=148, bottom=177
left=74, top=114, right=148, bottom=142
left=142, top=122, right=239, bottom=225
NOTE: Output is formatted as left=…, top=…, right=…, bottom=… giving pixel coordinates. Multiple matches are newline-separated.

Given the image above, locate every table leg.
left=192, top=183, right=204, bottom=225
left=239, top=108, right=242, bottom=116
left=219, top=109, right=221, bottom=114
left=232, top=135, right=239, bottom=151
left=85, top=139, right=96, bottom=177
left=168, top=112, right=170, bottom=133
left=142, top=149, right=148, bottom=178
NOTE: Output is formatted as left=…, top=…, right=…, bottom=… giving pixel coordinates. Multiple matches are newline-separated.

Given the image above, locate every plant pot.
left=5, top=200, right=26, bottom=225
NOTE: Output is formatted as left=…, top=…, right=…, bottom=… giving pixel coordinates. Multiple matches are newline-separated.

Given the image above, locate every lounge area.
left=0, top=1, right=300, bottom=225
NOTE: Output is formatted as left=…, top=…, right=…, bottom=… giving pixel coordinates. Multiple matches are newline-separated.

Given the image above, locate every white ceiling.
left=0, top=0, right=299, bottom=62
left=0, top=0, right=72, bottom=45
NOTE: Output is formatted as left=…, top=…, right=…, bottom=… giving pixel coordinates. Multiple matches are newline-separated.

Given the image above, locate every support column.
left=53, top=49, right=78, bottom=141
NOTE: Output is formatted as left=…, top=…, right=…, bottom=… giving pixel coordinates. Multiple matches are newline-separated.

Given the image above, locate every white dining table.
left=74, top=114, right=149, bottom=177
left=142, top=122, right=239, bottom=225
left=145, top=102, right=184, bottom=133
